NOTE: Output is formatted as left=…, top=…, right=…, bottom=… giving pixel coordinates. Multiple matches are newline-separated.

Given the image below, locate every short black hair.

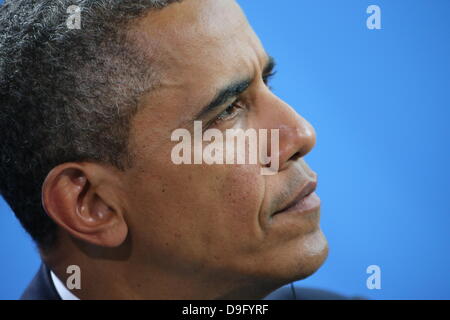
left=0, top=0, right=180, bottom=250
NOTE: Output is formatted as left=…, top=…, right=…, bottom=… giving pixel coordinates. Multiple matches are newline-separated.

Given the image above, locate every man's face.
left=121, top=0, right=328, bottom=289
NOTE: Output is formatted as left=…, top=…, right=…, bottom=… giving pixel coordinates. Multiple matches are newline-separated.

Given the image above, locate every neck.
left=42, top=237, right=277, bottom=299
left=49, top=260, right=276, bottom=299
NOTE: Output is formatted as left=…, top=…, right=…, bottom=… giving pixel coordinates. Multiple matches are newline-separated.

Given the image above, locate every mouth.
left=272, top=180, right=320, bottom=217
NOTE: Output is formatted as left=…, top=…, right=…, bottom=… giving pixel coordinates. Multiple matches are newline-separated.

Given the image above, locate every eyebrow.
left=194, top=56, right=276, bottom=120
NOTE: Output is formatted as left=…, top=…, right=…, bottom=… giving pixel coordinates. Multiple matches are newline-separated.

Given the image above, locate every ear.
left=41, top=162, right=128, bottom=248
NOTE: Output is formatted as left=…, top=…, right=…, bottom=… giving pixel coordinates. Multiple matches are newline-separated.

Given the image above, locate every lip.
left=272, top=181, right=320, bottom=216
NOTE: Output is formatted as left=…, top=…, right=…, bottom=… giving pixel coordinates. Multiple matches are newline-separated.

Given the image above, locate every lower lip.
left=274, top=192, right=321, bottom=217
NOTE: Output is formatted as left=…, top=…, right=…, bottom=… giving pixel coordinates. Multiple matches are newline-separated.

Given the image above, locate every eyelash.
left=263, top=71, right=276, bottom=89
left=212, top=71, right=276, bottom=126
left=215, top=100, right=243, bottom=123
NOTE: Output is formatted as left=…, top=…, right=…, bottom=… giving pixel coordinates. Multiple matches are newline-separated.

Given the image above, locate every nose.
left=257, top=93, right=316, bottom=172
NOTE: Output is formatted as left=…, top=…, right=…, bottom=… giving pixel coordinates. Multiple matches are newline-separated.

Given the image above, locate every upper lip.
left=273, top=180, right=317, bottom=215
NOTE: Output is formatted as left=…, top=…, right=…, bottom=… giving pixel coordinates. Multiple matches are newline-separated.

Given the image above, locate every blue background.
left=1, top=0, right=449, bottom=299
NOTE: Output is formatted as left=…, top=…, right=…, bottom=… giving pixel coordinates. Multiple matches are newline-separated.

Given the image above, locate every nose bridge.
left=258, top=95, right=316, bottom=170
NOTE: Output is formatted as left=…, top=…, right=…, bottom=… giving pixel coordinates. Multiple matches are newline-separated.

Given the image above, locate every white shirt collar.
left=50, top=270, right=80, bottom=300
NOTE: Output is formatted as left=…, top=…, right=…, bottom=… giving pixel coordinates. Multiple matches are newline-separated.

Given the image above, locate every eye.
left=213, top=99, right=243, bottom=124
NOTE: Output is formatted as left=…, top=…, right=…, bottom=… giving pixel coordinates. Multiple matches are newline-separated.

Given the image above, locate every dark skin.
left=41, top=0, right=328, bottom=299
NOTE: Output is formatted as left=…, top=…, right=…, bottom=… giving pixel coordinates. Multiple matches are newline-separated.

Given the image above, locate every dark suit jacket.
left=21, top=263, right=353, bottom=300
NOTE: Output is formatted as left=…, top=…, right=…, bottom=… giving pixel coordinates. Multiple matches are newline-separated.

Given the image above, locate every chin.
left=293, top=229, right=329, bottom=280
left=265, top=229, right=329, bottom=285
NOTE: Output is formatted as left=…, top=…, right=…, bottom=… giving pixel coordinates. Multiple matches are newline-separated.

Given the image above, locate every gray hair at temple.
left=0, top=0, right=181, bottom=250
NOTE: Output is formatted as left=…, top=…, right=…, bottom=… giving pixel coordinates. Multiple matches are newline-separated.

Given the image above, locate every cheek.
left=190, top=164, right=268, bottom=263
left=218, top=165, right=264, bottom=230
left=125, top=157, right=267, bottom=265
left=206, top=164, right=269, bottom=265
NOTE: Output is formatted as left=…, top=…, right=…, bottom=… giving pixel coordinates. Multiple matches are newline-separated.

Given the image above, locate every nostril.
left=289, top=151, right=302, bottom=162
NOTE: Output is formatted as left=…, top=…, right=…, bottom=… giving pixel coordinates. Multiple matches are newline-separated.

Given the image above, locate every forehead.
left=129, top=0, right=266, bottom=113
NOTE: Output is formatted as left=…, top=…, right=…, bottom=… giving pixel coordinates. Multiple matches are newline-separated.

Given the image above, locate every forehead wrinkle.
left=131, top=0, right=267, bottom=129
left=129, top=1, right=260, bottom=82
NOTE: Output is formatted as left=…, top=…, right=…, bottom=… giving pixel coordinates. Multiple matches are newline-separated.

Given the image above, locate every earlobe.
left=42, top=163, right=128, bottom=248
